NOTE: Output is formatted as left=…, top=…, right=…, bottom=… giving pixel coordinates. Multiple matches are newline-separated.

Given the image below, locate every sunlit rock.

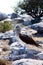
left=36, top=52, right=43, bottom=60
left=31, top=22, right=43, bottom=33
left=12, top=59, right=43, bottom=65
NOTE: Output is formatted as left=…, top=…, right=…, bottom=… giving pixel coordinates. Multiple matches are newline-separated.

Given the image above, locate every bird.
left=10, top=25, right=26, bottom=53
left=14, top=25, right=41, bottom=47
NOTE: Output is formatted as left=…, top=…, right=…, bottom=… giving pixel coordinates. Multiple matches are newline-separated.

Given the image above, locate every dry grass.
left=0, top=59, right=12, bottom=65
left=0, top=40, right=9, bottom=45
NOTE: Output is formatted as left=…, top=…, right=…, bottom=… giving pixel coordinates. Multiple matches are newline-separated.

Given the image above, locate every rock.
left=36, top=52, right=43, bottom=60
left=41, top=17, right=43, bottom=20
left=11, top=13, right=18, bottom=19
left=27, top=49, right=40, bottom=55
left=6, top=48, right=39, bottom=61
left=4, top=18, right=12, bottom=22
left=5, top=30, right=14, bottom=36
left=12, top=59, right=43, bottom=65
left=18, top=14, right=34, bottom=26
left=1, top=34, right=13, bottom=44
left=0, top=30, right=14, bottom=39
left=23, top=20, right=31, bottom=26
left=8, top=53, right=27, bottom=61
left=7, top=41, right=27, bottom=61
left=31, top=22, right=43, bottom=33
left=8, top=41, right=40, bottom=61
left=0, top=30, right=14, bottom=44
left=20, top=14, right=34, bottom=20
left=10, top=42, right=26, bottom=54
left=19, top=14, right=34, bottom=26
left=18, top=8, right=26, bottom=15
left=0, top=12, right=7, bottom=21
left=14, top=17, right=24, bottom=23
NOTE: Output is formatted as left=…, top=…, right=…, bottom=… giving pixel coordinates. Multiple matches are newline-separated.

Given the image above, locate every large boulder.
left=31, top=22, right=43, bottom=33
left=20, top=14, right=34, bottom=26
left=12, top=59, right=43, bottom=65
left=20, top=14, right=34, bottom=20
left=36, top=52, right=43, bottom=60
left=0, top=12, right=7, bottom=21
left=10, top=42, right=26, bottom=54
left=11, top=13, right=18, bottom=19
left=6, top=41, right=26, bottom=61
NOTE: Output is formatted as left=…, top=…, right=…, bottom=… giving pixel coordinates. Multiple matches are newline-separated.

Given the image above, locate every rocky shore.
left=0, top=26, right=43, bottom=65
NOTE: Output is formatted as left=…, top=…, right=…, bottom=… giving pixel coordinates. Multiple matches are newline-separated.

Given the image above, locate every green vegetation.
left=14, top=0, right=43, bottom=24
left=13, top=0, right=43, bottom=24
left=18, top=0, right=43, bottom=18
left=0, top=21, right=12, bottom=33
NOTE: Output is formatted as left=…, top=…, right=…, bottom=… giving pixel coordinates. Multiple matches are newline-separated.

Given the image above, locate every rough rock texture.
left=19, top=14, right=34, bottom=26
left=11, top=13, right=18, bottom=19
left=22, top=14, right=33, bottom=26
left=31, top=22, right=43, bottom=33
left=12, top=59, right=43, bottom=65
left=6, top=48, right=41, bottom=61
left=36, top=52, right=43, bottom=60
left=14, top=17, right=24, bottom=23
left=0, top=26, right=43, bottom=64
left=23, top=20, right=31, bottom=26
left=0, top=13, right=7, bottom=21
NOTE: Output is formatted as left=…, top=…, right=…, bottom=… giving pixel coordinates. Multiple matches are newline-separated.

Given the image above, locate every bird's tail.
left=30, top=37, right=41, bottom=47
left=35, top=43, right=41, bottom=47
left=34, top=42, right=42, bottom=48
left=31, top=37, right=42, bottom=48
left=35, top=43, right=43, bottom=49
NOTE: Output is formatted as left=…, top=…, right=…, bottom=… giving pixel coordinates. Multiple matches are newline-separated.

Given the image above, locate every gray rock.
left=20, top=14, right=34, bottom=26
left=20, top=14, right=34, bottom=20
left=14, top=17, right=24, bottom=23
left=8, top=54, right=27, bottom=61
left=31, top=22, right=43, bottom=33
left=23, top=20, right=31, bottom=26
left=11, top=13, right=18, bottom=19
left=8, top=44, right=40, bottom=61
left=0, top=30, right=14, bottom=39
left=10, top=42, right=26, bottom=53
left=18, top=8, right=26, bottom=15
left=36, top=52, right=43, bottom=60
left=0, top=12, right=7, bottom=21
left=41, top=17, right=43, bottom=20
left=0, top=30, right=14, bottom=44
left=12, top=59, right=43, bottom=65
left=27, top=49, right=40, bottom=55
left=8, top=41, right=26, bottom=60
